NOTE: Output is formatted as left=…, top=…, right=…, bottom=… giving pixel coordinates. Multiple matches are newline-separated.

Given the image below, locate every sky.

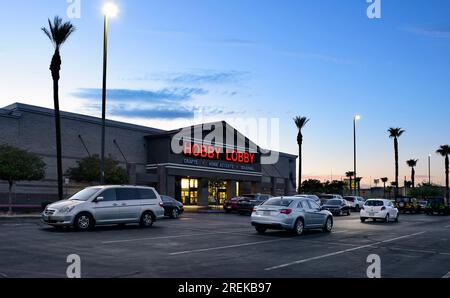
left=1, top=0, right=450, bottom=187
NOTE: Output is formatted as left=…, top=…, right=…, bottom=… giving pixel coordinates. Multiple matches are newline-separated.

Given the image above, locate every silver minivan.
left=42, top=186, right=165, bottom=231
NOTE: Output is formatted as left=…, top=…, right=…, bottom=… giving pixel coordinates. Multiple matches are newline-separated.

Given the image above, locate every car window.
left=116, top=188, right=140, bottom=201
left=326, top=199, right=342, bottom=206
left=139, top=189, right=157, bottom=200
left=264, top=198, right=293, bottom=207
left=98, top=189, right=117, bottom=202
left=297, top=201, right=306, bottom=209
left=161, top=196, right=170, bottom=202
left=308, top=200, right=320, bottom=210
left=69, top=187, right=101, bottom=201
left=365, top=200, right=384, bottom=207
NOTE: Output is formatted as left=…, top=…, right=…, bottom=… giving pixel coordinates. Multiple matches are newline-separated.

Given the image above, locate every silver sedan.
left=251, top=197, right=334, bottom=235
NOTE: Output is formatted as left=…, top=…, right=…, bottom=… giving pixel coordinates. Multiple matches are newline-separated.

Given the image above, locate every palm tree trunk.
left=298, top=139, right=302, bottom=194
left=446, top=155, right=449, bottom=205
left=411, top=167, right=415, bottom=188
left=349, top=177, right=353, bottom=194
left=8, top=181, right=13, bottom=215
left=383, top=182, right=386, bottom=197
left=51, top=50, right=64, bottom=201
left=394, top=138, right=399, bottom=197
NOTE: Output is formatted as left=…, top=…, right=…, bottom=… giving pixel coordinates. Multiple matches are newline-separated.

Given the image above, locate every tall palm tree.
left=381, top=177, right=388, bottom=197
left=373, top=179, right=380, bottom=188
left=42, top=16, right=75, bottom=201
left=406, top=159, right=418, bottom=188
left=346, top=171, right=355, bottom=194
left=388, top=127, right=405, bottom=197
left=436, top=145, right=450, bottom=205
left=294, top=116, right=310, bottom=193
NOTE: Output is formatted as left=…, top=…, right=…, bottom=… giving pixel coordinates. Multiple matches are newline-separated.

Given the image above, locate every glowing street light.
left=100, top=2, right=119, bottom=184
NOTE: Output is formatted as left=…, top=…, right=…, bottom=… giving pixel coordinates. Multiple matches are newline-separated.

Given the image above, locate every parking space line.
left=388, top=247, right=450, bottom=256
left=265, top=231, right=426, bottom=271
left=101, top=229, right=252, bottom=244
left=443, top=271, right=450, bottom=278
left=169, top=239, right=283, bottom=255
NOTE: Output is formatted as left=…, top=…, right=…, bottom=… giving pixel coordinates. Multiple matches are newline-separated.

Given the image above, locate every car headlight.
left=60, top=206, right=76, bottom=214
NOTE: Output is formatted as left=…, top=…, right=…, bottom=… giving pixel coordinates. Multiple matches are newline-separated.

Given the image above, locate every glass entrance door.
left=181, top=178, right=198, bottom=205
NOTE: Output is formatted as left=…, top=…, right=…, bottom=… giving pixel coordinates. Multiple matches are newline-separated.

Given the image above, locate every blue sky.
left=1, top=0, right=450, bottom=186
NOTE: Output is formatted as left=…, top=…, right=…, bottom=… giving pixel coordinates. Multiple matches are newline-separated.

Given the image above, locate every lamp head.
left=103, top=2, right=119, bottom=17
left=354, top=115, right=361, bottom=121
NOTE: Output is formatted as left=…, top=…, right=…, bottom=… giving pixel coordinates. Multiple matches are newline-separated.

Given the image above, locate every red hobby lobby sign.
left=183, top=142, right=257, bottom=165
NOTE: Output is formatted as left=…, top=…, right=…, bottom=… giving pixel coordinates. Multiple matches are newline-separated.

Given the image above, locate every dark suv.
left=395, top=196, right=421, bottom=214
left=237, top=194, right=272, bottom=215
left=425, top=197, right=449, bottom=215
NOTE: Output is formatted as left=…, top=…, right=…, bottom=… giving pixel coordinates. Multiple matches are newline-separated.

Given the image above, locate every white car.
left=344, top=196, right=365, bottom=211
left=360, top=199, right=399, bottom=223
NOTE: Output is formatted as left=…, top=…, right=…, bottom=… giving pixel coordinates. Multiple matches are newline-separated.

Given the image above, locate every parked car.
left=425, top=197, right=449, bottom=215
left=318, top=194, right=343, bottom=205
left=223, top=197, right=245, bottom=213
left=418, top=200, right=428, bottom=213
left=395, top=196, right=421, bottom=214
left=161, top=195, right=184, bottom=219
left=360, top=199, right=399, bottom=223
left=251, top=197, right=333, bottom=235
left=322, top=199, right=351, bottom=216
left=344, top=196, right=365, bottom=211
left=294, top=194, right=322, bottom=205
left=237, top=194, right=272, bottom=215
left=42, top=186, right=165, bottom=231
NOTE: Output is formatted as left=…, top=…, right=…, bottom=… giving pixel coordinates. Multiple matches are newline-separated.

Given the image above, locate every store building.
left=0, top=103, right=297, bottom=207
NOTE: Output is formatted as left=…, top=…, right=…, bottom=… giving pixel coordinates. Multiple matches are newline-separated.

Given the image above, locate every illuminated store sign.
left=183, top=142, right=257, bottom=165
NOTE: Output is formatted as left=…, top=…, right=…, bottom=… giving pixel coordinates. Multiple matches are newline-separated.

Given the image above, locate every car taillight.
left=280, top=209, right=292, bottom=215
left=381, top=206, right=386, bottom=211
left=252, top=207, right=257, bottom=213
left=361, top=206, right=365, bottom=210
left=159, top=202, right=164, bottom=208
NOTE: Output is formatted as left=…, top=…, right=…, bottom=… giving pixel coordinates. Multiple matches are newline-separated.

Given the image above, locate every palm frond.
left=406, top=159, right=418, bottom=167
left=388, top=127, right=405, bottom=138
left=294, top=116, right=310, bottom=130
left=436, top=145, right=450, bottom=156
left=41, top=16, right=76, bottom=49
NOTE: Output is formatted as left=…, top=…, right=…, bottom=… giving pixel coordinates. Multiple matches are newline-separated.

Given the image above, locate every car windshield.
left=263, top=198, right=293, bottom=207
left=396, top=197, right=411, bottom=203
left=69, top=187, right=101, bottom=201
left=326, top=199, right=342, bottom=205
left=365, top=200, right=384, bottom=207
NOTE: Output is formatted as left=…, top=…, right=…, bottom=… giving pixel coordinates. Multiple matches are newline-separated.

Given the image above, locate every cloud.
left=72, top=87, right=207, bottom=103
left=403, top=26, right=450, bottom=39
left=110, top=106, right=196, bottom=119
left=123, top=70, right=249, bottom=85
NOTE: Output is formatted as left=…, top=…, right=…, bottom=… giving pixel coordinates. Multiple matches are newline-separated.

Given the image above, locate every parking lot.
left=0, top=212, right=449, bottom=278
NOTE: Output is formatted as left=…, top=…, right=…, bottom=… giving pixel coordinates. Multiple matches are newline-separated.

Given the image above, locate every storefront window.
left=181, top=178, right=198, bottom=205
left=208, top=180, right=227, bottom=206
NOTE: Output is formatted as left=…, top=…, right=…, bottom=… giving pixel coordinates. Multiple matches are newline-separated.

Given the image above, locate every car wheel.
left=385, top=214, right=390, bottom=223
left=256, top=227, right=267, bottom=234
left=360, top=217, right=366, bottom=223
left=294, top=218, right=304, bottom=236
left=170, top=208, right=180, bottom=219
left=323, top=217, right=333, bottom=233
left=140, top=212, right=154, bottom=228
left=339, top=210, right=343, bottom=216
left=74, top=213, right=94, bottom=231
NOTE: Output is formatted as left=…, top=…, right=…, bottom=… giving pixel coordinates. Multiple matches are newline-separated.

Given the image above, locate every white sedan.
left=360, top=199, right=399, bottom=223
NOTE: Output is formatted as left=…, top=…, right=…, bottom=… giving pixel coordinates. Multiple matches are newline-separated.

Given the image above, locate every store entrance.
left=181, top=178, right=198, bottom=205
left=208, top=180, right=227, bottom=206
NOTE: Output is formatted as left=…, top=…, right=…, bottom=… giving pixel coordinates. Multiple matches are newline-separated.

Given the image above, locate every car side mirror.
left=95, top=197, right=104, bottom=203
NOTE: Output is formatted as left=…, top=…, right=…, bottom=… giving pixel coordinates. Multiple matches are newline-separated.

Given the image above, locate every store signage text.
left=183, top=142, right=256, bottom=165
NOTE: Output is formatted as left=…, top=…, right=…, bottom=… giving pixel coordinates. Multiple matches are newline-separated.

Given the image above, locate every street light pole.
left=100, top=3, right=118, bottom=185
left=353, top=115, right=361, bottom=195
left=100, top=14, right=108, bottom=185
left=428, top=154, right=431, bottom=184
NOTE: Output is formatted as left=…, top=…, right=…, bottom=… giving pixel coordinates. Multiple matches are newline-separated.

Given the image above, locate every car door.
left=93, top=188, right=120, bottom=223
left=304, top=200, right=322, bottom=227
left=116, top=188, right=142, bottom=222
left=387, top=201, right=397, bottom=218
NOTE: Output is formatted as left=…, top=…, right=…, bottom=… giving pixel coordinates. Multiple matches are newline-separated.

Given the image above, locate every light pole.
left=353, top=115, right=361, bottom=195
left=100, top=2, right=118, bottom=185
left=428, top=154, right=431, bottom=184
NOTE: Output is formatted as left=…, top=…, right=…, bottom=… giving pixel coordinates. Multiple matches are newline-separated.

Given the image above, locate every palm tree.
left=406, top=159, right=418, bottom=188
left=355, top=177, right=362, bottom=195
left=346, top=171, right=355, bottom=194
left=42, top=16, right=75, bottom=201
left=374, top=179, right=380, bottom=188
left=294, top=116, right=310, bottom=193
left=381, top=177, right=388, bottom=197
left=388, top=127, right=405, bottom=197
left=436, top=145, right=450, bottom=205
